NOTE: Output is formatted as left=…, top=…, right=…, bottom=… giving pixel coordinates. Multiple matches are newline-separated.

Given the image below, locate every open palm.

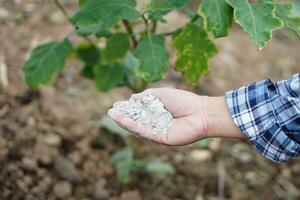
left=108, top=88, right=210, bottom=146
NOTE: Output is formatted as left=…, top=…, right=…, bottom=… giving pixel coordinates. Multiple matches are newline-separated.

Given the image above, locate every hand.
left=108, top=88, right=244, bottom=146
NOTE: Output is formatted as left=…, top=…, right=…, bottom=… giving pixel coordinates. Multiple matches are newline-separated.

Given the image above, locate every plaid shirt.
left=226, top=73, right=300, bottom=163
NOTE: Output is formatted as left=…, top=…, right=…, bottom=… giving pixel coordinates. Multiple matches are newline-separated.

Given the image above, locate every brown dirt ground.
left=0, top=0, right=300, bottom=200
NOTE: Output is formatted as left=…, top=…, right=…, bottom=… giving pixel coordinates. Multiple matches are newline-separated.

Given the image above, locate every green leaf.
left=146, top=161, right=175, bottom=175
left=76, top=44, right=100, bottom=80
left=76, top=24, right=112, bottom=38
left=172, top=23, right=218, bottom=85
left=131, top=159, right=148, bottom=170
left=94, top=64, right=125, bottom=91
left=226, top=0, right=283, bottom=50
left=148, top=0, right=192, bottom=19
left=100, top=115, right=129, bottom=137
left=135, top=35, right=169, bottom=82
left=72, top=0, right=139, bottom=28
left=275, top=3, right=300, bottom=37
left=122, top=53, right=144, bottom=90
left=23, top=39, right=73, bottom=88
left=102, top=33, right=130, bottom=64
left=198, top=0, right=233, bottom=38
left=79, top=0, right=87, bottom=7
left=109, top=148, right=133, bottom=183
left=76, top=43, right=100, bottom=65
left=81, top=65, right=95, bottom=79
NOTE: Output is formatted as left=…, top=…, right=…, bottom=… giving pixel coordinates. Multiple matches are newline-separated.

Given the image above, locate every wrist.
left=204, top=96, right=245, bottom=139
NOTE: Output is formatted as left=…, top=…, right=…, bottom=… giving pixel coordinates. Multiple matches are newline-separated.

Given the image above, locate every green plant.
left=101, top=116, right=175, bottom=183
left=23, top=0, right=300, bottom=91
left=109, top=147, right=175, bottom=183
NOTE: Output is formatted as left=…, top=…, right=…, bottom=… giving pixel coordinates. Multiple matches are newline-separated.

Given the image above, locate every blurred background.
left=0, top=0, right=300, bottom=199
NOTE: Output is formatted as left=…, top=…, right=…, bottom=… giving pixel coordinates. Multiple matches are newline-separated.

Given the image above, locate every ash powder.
left=113, top=95, right=174, bottom=134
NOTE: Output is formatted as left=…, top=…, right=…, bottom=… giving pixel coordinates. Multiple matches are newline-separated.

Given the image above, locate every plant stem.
left=163, top=31, right=176, bottom=36
left=52, top=0, right=95, bottom=47
left=53, top=0, right=73, bottom=25
left=162, top=15, right=200, bottom=37
left=151, top=21, right=157, bottom=34
left=122, top=20, right=138, bottom=48
left=141, top=14, right=150, bottom=34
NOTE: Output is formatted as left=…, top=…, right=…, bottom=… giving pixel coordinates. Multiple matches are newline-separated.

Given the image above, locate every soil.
left=0, top=0, right=300, bottom=200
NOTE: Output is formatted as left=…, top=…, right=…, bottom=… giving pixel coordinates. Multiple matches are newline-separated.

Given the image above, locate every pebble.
left=39, top=176, right=53, bottom=192
left=54, top=181, right=72, bottom=199
left=230, top=143, right=253, bottom=163
left=54, top=156, right=82, bottom=183
left=0, top=7, right=10, bottom=19
left=188, top=150, right=212, bottom=162
left=34, top=136, right=58, bottom=165
left=17, top=179, right=29, bottom=192
left=68, top=152, right=82, bottom=165
left=23, top=175, right=33, bottom=186
left=22, top=157, right=37, bottom=171
left=93, top=181, right=109, bottom=200
left=120, top=191, right=142, bottom=200
left=44, top=133, right=61, bottom=147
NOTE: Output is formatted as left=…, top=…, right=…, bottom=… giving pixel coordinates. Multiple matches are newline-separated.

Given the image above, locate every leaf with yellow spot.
left=172, top=23, right=218, bottom=85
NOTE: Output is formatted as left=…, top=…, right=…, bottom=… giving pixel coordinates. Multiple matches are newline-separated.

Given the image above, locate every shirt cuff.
left=225, top=79, right=300, bottom=163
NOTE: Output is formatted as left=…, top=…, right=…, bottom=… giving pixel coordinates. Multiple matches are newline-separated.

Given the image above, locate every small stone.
left=31, top=186, right=40, bottom=194
left=54, top=181, right=72, bottom=199
left=39, top=176, right=53, bottom=193
left=93, top=181, right=109, bottom=200
left=54, top=156, right=82, bottom=183
left=120, top=191, right=142, bottom=200
left=230, top=143, right=253, bottom=163
left=291, top=163, right=300, bottom=175
left=44, top=133, right=61, bottom=147
left=22, top=157, right=37, bottom=171
left=17, top=180, right=29, bottom=192
left=173, top=153, right=184, bottom=164
left=208, top=138, right=221, bottom=152
left=34, top=136, right=58, bottom=165
left=188, top=150, right=212, bottom=162
left=68, top=152, right=82, bottom=165
left=195, top=194, right=204, bottom=200
left=26, top=116, right=36, bottom=127
left=0, top=7, right=10, bottom=19
left=37, top=168, right=47, bottom=177
left=281, top=168, right=292, bottom=179
left=23, top=175, right=33, bottom=186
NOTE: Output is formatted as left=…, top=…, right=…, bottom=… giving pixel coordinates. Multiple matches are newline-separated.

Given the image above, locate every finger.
left=108, top=109, right=125, bottom=121
left=107, top=109, right=129, bottom=130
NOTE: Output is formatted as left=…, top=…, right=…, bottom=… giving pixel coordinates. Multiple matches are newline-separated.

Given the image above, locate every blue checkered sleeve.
left=226, top=73, right=300, bottom=163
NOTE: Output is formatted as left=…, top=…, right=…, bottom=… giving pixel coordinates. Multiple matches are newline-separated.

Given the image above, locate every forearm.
left=204, top=96, right=245, bottom=139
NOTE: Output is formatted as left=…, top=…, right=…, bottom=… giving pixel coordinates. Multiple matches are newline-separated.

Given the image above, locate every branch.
left=141, top=14, right=150, bottom=34
left=163, top=31, right=176, bottom=36
left=53, top=0, right=73, bottom=25
left=151, top=21, right=157, bottom=33
left=122, top=20, right=138, bottom=48
left=162, top=15, right=200, bottom=37
left=52, top=0, right=95, bottom=47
